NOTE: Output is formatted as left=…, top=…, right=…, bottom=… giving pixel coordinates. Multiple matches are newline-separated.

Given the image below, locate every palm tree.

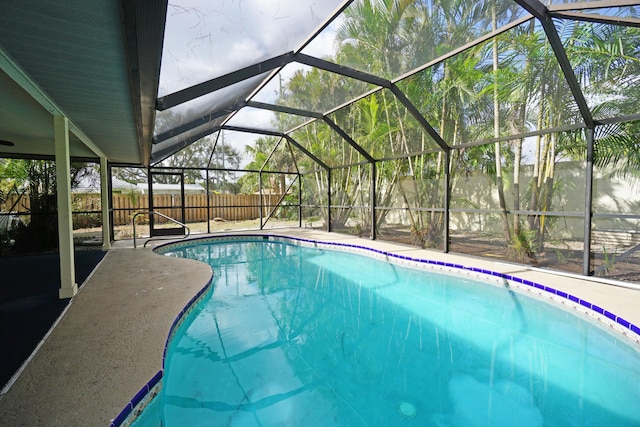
left=335, top=0, right=419, bottom=78
left=0, top=158, right=93, bottom=252
left=239, top=136, right=280, bottom=194
left=489, top=17, right=640, bottom=256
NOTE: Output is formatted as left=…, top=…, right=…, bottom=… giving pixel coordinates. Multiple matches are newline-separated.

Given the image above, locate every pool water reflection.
left=135, top=238, right=640, bottom=426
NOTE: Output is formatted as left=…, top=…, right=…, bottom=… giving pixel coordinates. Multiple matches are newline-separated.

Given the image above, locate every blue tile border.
left=114, top=232, right=640, bottom=426
left=109, top=369, right=164, bottom=427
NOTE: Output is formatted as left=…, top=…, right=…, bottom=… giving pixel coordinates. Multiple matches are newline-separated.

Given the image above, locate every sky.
left=158, top=0, right=345, bottom=166
left=159, top=0, right=343, bottom=96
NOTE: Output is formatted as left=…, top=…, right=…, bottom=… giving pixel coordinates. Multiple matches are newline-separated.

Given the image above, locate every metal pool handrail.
left=131, top=210, right=191, bottom=248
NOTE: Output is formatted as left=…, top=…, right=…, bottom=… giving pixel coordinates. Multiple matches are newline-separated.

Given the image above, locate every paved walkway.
left=0, top=243, right=212, bottom=426
left=0, top=229, right=638, bottom=426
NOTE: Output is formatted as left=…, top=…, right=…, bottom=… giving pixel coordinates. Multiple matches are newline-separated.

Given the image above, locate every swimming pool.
left=124, top=236, right=640, bottom=427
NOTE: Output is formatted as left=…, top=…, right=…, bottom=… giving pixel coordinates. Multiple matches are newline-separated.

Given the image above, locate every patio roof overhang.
left=0, top=0, right=165, bottom=165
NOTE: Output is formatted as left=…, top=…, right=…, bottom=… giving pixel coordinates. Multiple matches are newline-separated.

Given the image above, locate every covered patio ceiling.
left=1, top=0, right=639, bottom=166
left=0, top=0, right=165, bottom=164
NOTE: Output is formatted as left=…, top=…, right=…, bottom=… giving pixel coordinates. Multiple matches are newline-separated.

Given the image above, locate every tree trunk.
left=493, top=5, right=511, bottom=244
left=538, top=133, right=556, bottom=251
left=512, top=106, right=524, bottom=236
left=529, top=76, right=546, bottom=232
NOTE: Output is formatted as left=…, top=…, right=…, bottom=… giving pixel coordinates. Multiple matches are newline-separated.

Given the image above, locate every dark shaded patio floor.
left=0, top=250, right=106, bottom=389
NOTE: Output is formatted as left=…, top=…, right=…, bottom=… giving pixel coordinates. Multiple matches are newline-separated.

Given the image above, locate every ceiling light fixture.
left=0, top=140, right=15, bottom=147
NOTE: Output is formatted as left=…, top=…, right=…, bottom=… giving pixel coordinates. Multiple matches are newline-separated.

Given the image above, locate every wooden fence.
left=2, top=193, right=283, bottom=226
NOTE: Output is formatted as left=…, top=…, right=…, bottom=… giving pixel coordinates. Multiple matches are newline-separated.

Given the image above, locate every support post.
left=327, top=169, right=332, bottom=232
left=583, top=127, right=595, bottom=276
left=100, top=156, right=111, bottom=250
left=206, top=169, right=211, bottom=234
left=298, top=173, right=302, bottom=228
left=107, top=164, right=115, bottom=242
left=259, top=172, right=263, bottom=229
left=444, top=148, right=451, bottom=253
left=54, top=115, right=77, bottom=299
left=147, top=167, right=154, bottom=231
left=371, top=162, right=377, bottom=240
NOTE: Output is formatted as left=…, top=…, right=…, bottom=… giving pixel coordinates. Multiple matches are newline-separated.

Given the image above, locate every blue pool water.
left=135, top=238, right=640, bottom=426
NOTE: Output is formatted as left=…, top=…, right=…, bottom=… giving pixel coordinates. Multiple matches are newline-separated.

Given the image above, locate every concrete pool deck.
left=0, top=228, right=639, bottom=426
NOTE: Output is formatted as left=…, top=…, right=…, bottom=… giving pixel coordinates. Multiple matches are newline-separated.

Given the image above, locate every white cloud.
left=160, top=0, right=343, bottom=95
left=300, top=15, right=343, bottom=59
left=228, top=107, right=275, bottom=129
